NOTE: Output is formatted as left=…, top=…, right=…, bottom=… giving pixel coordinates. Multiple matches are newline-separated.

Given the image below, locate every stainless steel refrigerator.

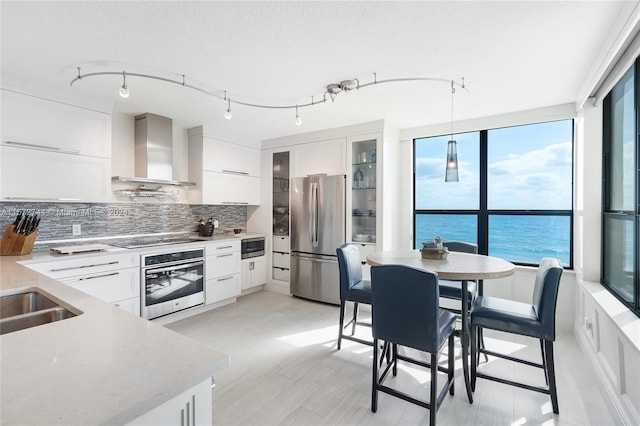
left=290, top=174, right=345, bottom=305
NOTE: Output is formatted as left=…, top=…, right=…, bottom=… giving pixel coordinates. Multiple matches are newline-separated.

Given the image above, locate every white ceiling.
left=0, top=1, right=633, bottom=142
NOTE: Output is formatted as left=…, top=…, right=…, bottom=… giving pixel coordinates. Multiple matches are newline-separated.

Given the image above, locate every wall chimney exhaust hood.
left=112, top=113, right=195, bottom=187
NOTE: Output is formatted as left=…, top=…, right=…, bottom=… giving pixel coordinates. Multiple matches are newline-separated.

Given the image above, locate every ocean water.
left=415, top=214, right=571, bottom=266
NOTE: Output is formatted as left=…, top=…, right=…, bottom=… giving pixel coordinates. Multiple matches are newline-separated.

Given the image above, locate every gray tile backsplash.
left=0, top=202, right=247, bottom=251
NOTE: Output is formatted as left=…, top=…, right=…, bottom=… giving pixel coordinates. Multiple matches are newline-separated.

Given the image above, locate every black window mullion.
left=478, top=130, right=488, bottom=255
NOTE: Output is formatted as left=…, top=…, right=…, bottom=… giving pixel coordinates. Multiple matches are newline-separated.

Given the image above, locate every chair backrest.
left=336, top=243, right=364, bottom=299
left=370, top=264, right=441, bottom=353
left=443, top=241, right=478, bottom=254
left=531, top=257, right=563, bottom=340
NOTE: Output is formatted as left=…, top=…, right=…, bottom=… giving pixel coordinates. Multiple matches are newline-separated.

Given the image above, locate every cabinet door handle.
left=77, top=272, right=119, bottom=281
left=222, top=169, right=249, bottom=175
left=50, top=260, right=119, bottom=272
left=191, top=394, right=196, bottom=425
left=146, top=260, right=204, bottom=274
left=222, top=201, right=249, bottom=205
left=3, top=141, right=81, bottom=155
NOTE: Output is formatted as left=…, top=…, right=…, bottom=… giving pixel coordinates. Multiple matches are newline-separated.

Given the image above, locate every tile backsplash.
left=0, top=202, right=247, bottom=251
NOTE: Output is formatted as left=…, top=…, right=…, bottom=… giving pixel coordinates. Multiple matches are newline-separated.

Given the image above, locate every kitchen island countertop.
left=0, top=255, right=229, bottom=425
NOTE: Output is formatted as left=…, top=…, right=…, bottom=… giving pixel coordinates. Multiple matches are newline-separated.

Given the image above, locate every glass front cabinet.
left=272, top=151, right=290, bottom=283
left=347, top=134, right=381, bottom=278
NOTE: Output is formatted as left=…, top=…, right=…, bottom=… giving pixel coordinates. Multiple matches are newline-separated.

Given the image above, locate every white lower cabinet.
left=126, top=378, right=213, bottom=426
left=272, top=236, right=290, bottom=282
left=241, top=256, right=266, bottom=291
left=24, top=252, right=141, bottom=315
left=205, top=241, right=241, bottom=304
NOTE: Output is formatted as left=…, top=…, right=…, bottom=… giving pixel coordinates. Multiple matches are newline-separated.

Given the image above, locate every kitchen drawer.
left=273, top=236, right=290, bottom=253
left=272, top=267, right=290, bottom=282
left=113, top=297, right=140, bottom=316
left=206, top=274, right=240, bottom=304
left=206, top=251, right=241, bottom=280
left=205, top=240, right=240, bottom=256
left=60, top=267, right=140, bottom=303
left=272, top=251, right=290, bottom=269
left=26, top=252, right=140, bottom=280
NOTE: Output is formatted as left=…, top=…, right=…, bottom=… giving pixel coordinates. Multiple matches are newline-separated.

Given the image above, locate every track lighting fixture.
left=70, top=68, right=465, bottom=123
left=119, top=71, right=129, bottom=98
left=445, top=80, right=459, bottom=182
left=295, top=105, right=302, bottom=126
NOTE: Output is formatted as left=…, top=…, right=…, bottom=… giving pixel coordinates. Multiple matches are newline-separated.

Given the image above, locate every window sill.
left=581, top=279, right=640, bottom=353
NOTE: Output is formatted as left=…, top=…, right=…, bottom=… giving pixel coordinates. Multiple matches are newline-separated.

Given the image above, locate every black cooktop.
left=110, top=237, right=200, bottom=249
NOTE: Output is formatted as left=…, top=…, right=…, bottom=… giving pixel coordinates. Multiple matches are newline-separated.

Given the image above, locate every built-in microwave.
left=241, top=237, right=265, bottom=259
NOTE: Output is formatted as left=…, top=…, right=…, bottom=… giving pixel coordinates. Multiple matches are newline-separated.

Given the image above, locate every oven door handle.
left=145, top=260, right=204, bottom=274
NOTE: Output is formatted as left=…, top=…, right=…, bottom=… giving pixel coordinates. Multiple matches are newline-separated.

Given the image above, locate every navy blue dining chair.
left=471, top=257, right=563, bottom=414
left=370, top=264, right=456, bottom=426
left=336, top=243, right=372, bottom=349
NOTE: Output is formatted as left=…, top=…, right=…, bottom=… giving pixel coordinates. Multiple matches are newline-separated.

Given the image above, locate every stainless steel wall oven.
left=141, top=248, right=205, bottom=320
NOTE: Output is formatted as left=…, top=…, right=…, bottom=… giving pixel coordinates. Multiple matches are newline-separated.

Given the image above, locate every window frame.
left=413, top=120, right=574, bottom=269
left=601, top=57, right=640, bottom=316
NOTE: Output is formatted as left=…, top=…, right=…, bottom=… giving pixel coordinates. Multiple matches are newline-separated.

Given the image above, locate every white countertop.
left=0, top=253, right=230, bottom=425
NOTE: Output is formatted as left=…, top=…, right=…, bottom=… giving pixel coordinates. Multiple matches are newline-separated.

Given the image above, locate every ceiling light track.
left=70, top=67, right=465, bottom=116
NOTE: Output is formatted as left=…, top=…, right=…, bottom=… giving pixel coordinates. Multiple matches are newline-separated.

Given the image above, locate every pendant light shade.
left=445, top=140, right=459, bottom=182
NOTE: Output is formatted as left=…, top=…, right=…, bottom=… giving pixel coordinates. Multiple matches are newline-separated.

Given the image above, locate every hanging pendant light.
left=119, top=71, right=129, bottom=98
left=445, top=80, right=459, bottom=182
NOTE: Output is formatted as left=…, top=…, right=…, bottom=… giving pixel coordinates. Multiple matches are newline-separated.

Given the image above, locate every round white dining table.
left=367, top=249, right=515, bottom=404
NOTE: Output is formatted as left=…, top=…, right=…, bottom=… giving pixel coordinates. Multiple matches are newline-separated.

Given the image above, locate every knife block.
left=1, top=225, right=38, bottom=256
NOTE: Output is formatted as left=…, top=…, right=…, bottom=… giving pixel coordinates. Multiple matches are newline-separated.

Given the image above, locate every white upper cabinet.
left=291, top=138, right=346, bottom=177
left=0, top=89, right=112, bottom=202
left=1, top=89, right=111, bottom=158
left=201, top=138, right=260, bottom=177
left=188, top=126, right=261, bottom=205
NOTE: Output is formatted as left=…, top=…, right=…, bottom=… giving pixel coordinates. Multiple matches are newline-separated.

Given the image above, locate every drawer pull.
left=50, top=260, right=119, bottom=272
left=78, top=272, right=119, bottom=281
left=217, top=245, right=233, bottom=250
left=217, top=253, right=233, bottom=258
left=217, top=276, right=234, bottom=282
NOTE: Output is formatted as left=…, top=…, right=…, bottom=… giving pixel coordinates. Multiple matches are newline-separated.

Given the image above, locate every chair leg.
left=337, top=301, right=346, bottom=350
left=372, top=338, right=379, bottom=412
left=540, top=339, right=548, bottom=385
left=448, top=333, right=455, bottom=396
left=544, top=340, right=559, bottom=414
left=430, top=352, right=437, bottom=426
left=471, top=325, right=477, bottom=392
left=351, top=302, right=359, bottom=335
left=392, top=343, right=398, bottom=376
left=479, top=328, right=488, bottom=363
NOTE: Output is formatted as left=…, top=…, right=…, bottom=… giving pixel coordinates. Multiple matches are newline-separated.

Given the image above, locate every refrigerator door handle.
left=310, top=182, right=319, bottom=248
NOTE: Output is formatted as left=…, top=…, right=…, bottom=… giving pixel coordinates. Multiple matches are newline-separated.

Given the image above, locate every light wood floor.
left=166, top=290, right=619, bottom=426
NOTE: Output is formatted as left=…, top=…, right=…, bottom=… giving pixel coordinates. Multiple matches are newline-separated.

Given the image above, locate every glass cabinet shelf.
left=351, top=139, right=377, bottom=243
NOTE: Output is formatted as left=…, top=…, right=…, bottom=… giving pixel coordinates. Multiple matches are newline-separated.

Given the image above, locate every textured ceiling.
left=0, top=1, right=631, bottom=141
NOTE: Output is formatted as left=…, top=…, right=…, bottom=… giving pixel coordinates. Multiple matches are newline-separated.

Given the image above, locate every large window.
left=414, top=120, right=574, bottom=267
left=603, top=59, right=639, bottom=316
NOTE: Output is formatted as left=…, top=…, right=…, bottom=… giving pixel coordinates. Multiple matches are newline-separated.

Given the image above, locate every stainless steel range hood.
left=112, top=113, right=195, bottom=187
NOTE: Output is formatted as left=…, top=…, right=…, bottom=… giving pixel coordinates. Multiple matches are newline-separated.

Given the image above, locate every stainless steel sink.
left=0, top=288, right=81, bottom=335
left=0, top=291, right=59, bottom=319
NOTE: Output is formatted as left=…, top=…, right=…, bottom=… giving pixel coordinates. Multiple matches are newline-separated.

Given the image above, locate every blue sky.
left=414, top=120, right=573, bottom=210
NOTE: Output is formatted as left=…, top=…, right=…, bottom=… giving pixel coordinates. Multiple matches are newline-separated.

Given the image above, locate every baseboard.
left=265, top=281, right=290, bottom=295
left=574, top=322, right=636, bottom=425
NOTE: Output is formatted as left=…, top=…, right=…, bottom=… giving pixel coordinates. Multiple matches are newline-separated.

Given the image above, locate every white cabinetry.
left=241, top=256, right=266, bottom=291
left=272, top=236, right=290, bottom=282
left=25, top=252, right=141, bottom=314
left=205, top=240, right=241, bottom=304
left=0, top=89, right=111, bottom=202
left=291, top=138, right=346, bottom=178
left=126, top=378, right=212, bottom=426
left=188, top=126, right=261, bottom=205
